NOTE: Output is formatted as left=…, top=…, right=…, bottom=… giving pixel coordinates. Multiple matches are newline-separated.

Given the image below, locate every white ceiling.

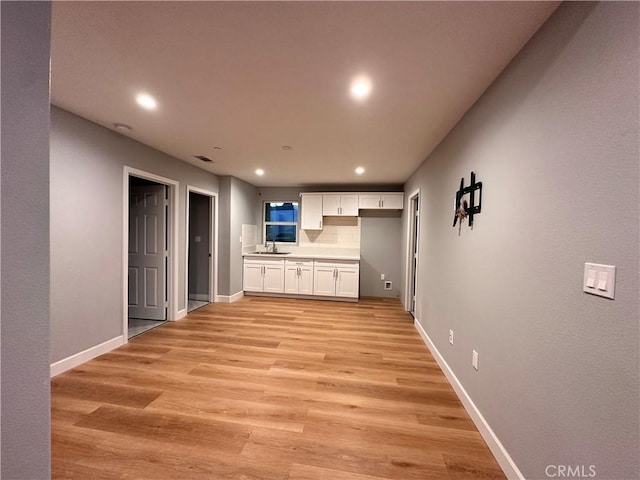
left=51, top=1, right=559, bottom=187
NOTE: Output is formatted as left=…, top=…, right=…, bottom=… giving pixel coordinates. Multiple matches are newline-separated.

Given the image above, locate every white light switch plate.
left=583, top=263, right=616, bottom=299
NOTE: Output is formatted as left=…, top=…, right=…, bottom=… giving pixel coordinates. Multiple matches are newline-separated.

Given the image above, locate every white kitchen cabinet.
left=313, top=260, right=359, bottom=298
left=243, top=263, right=264, bottom=292
left=313, top=265, right=338, bottom=296
left=358, top=193, right=404, bottom=210
left=335, top=268, right=359, bottom=297
left=284, top=259, right=314, bottom=294
left=243, top=258, right=284, bottom=293
left=322, top=194, right=358, bottom=216
left=300, top=193, right=323, bottom=230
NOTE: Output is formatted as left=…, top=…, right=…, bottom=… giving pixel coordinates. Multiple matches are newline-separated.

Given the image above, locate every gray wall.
left=360, top=211, right=402, bottom=298
left=218, top=176, right=258, bottom=296
left=218, top=177, right=232, bottom=296
left=188, top=192, right=210, bottom=297
left=258, top=186, right=403, bottom=298
left=50, top=107, right=220, bottom=363
left=1, top=2, right=52, bottom=477
left=402, top=3, right=639, bottom=478
left=229, top=177, right=259, bottom=295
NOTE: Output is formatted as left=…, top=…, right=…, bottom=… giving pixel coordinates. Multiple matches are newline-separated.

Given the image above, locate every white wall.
left=1, top=2, right=52, bottom=477
left=50, top=107, right=220, bottom=363
left=402, top=3, right=639, bottom=478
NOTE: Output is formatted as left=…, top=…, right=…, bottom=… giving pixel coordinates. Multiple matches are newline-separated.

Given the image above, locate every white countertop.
left=243, top=247, right=360, bottom=261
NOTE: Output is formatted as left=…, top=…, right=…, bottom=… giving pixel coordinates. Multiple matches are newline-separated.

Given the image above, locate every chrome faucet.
left=264, top=239, right=277, bottom=253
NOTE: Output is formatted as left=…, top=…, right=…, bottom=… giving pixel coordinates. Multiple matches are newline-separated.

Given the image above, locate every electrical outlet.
left=472, top=350, right=479, bottom=370
left=380, top=273, right=385, bottom=281
left=449, top=330, right=454, bottom=345
left=384, top=281, right=392, bottom=290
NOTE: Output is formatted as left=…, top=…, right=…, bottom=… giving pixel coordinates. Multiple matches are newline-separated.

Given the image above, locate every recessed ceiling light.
left=113, top=123, right=133, bottom=134
left=255, top=169, right=265, bottom=176
left=136, top=93, right=157, bottom=110
left=355, top=166, right=365, bottom=175
left=350, top=75, right=372, bottom=101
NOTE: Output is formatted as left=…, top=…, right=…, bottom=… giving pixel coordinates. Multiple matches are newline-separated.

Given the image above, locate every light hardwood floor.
left=52, top=297, right=506, bottom=480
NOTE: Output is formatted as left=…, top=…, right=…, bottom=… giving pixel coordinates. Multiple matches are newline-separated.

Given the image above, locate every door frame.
left=123, top=167, right=179, bottom=342
left=185, top=185, right=219, bottom=306
left=404, top=188, right=421, bottom=315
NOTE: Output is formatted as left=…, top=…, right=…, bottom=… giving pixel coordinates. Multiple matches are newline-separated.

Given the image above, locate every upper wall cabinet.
left=358, top=193, right=404, bottom=210
left=300, top=193, right=323, bottom=230
left=322, top=194, right=359, bottom=216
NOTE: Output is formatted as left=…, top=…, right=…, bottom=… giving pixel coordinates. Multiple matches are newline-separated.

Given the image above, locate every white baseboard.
left=175, top=308, right=187, bottom=320
left=413, top=319, right=524, bottom=480
left=50, top=335, right=124, bottom=378
left=188, top=294, right=210, bottom=301
left=217, top=291, right=244, bottom=303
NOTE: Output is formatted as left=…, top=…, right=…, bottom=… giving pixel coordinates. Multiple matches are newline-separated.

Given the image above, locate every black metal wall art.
left=453, top=171, right=482, bottom=233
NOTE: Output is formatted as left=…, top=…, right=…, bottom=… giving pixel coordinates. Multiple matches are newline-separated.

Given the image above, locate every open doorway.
left=124, top=167, right=178, bottom=340
left=406, top=190, right=420, bottom=318
left=186, top=186, right=217, bottom=312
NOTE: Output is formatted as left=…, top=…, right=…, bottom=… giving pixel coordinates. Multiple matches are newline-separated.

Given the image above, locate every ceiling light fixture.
left=355, top=166, right=365, bottom=175
left=135, top=93, right=158, bottom=110
left=255, top=169, right=265, bottom=176
left=350, top=75, right=372, bottom=101
left=113, top=123, right=133, bottom=134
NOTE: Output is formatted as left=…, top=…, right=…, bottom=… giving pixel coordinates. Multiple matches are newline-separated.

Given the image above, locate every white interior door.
left=128, top=184, right=167, bottom=320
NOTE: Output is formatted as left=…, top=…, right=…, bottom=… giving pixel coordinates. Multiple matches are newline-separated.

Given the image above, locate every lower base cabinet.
left=244, top=257, right=359, bottom=300
left=313, top=260, right=359, bottom=299
left=243, top=258, right=284, bottom=293
left=284, top=259, right=314, bottom=294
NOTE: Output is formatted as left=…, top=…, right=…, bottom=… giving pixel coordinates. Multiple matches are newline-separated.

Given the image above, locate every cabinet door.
left=243, top=264, right=264, bottom=292
left=340, top=195, right=359, bottom=215
left=284, top=266, right=299, bottom=294
left=380, top=193, right=404, bottom=210
left=298, top=266, right=314, bottom=295
left=336, top=268, right=359, bottom=298
left=301, top=194, right=323, bottom=230
left=313, top=267, right=336, bottom=296
left=263, top=265, right=285, bottom=293
left=322, top=195, right=340, bottom=216
left=358, top=194, right=381, bottom=209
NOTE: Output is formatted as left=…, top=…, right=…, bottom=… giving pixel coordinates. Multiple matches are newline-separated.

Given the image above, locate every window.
left=264, top=202, right=298, bottom=243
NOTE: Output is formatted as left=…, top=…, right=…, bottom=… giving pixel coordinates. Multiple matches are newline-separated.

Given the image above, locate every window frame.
left=263, top=200, right=299, bottom=245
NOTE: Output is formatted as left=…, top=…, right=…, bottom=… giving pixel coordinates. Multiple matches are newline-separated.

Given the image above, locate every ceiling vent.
left=194, top=155, right=213, bottom=163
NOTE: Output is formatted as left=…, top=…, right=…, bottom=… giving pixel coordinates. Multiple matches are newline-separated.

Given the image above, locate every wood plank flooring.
left=51, top=297, right=505, bottom=480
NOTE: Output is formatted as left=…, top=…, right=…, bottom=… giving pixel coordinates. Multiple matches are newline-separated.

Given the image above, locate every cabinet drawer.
left=244, top=258, right=284, bottom=265
left=314, top=259, right=359, bottom=269
left=285, top=258, right=314, bottom=267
